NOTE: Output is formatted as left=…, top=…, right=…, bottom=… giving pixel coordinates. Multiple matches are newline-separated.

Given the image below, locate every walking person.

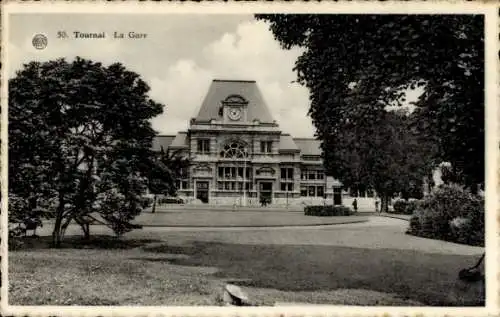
left=352, top=198, right=358, bottom=213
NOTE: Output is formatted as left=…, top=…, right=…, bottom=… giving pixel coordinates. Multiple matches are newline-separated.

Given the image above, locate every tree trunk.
left=70, top=155, right=95, bottom=239
left=152, top=194, right=157, bottom=213
left=80, top=223, right=90, bottom=240
left=380, top=194, right=390, bottom=213
left=52, top=193, right=66, bottom=248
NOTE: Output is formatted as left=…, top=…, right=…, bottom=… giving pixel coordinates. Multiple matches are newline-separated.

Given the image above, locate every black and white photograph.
left=1, top=2, right=498, bottom=315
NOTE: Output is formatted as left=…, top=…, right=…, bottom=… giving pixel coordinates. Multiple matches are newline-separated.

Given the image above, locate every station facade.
left=152, top=79, right=376, bottom=208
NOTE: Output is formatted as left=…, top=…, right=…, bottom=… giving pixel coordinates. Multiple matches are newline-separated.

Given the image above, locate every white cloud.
left=149, top=60, right=214, bottom=134
left=150, top=20, right=314, bottom=137
left=8, top=15, right=315, bottom=138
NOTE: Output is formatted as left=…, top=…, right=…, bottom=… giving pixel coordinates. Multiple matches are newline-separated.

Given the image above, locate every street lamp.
left=242, top=154, right=246, bottom=207
left=286, top=190, right=289, bottom=209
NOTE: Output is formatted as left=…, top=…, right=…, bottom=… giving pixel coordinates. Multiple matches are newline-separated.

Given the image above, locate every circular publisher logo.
left=32, top=34, right=48, bottom=50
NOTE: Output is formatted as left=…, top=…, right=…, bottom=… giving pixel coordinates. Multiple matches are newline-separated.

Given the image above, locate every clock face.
left=228, top=108, right=242, bottom=121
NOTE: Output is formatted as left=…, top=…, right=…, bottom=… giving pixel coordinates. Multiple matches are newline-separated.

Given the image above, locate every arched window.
left=220, top=141, right=248, bottom=158
left=223, top=95, right=247, bottom=104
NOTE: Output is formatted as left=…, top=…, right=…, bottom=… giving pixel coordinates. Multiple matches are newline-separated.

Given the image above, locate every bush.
left=392, top=200, right=408, bottom=214
left=142, top=196, right=154, bottom=209
left=391, top=199, right=421, bottom=215
left=304, top=205, right=353, bottom=216
left=405, top=199, right=420, bottom=215
left=406, top=184, right=484, bottom=246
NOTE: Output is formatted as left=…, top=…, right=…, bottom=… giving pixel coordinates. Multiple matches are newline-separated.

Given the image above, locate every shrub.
left=405, top=199, right=421, bottom=215
left=94, top=185, right=148, bottom=237
left=142, top=196, right=154, bottom=209
left=8, top=193, right=52, bottom=239
left=406, top=184, right=484, bottom=246
left=304, top=205, right=353, bottom=216
left=392, top=199, right=408, bottom=214
left=390, top=199, right=420, bottom=215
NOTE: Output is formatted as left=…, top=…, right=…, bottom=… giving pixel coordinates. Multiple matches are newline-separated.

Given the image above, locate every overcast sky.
left=8, top=14, right=317, bottom=137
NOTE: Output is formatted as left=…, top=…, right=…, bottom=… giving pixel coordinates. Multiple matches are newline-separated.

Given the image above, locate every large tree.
left=9, top=57, right=163, bottom=246
left=257, top=14, right=484, bottom=197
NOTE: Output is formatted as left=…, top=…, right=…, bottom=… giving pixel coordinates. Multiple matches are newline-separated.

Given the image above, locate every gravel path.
left=35, top=216, right=483, bottom=256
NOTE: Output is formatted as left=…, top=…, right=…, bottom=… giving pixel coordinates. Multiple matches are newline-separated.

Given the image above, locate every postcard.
left=1, top=2, right=498, bottom=317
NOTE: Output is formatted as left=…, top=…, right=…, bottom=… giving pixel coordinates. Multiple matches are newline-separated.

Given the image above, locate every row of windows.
left=182, top=168, right=323, bottom=184
left=302, top=155, right=321, bottom=161
left=217, top=181, right=253, bottom=191
left=181, top=180, right=324, bottom=196
left=218, top=166, right=252, bottom=179
left=196, top=139, right=274, bottom=155
left=300, top=185, right=325, bottom=197
left=178, top=167, right=322, bottom=184
left=301, top=170, right=324, bottom=180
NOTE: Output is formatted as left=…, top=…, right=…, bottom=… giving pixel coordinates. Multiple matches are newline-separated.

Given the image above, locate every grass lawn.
left=132, top=210, right=367, bottom=227
left=9, top=226, right=485, bottom=306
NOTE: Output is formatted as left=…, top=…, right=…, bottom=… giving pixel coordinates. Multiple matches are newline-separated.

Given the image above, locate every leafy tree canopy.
left=9, top=57, right=164, bottom=245
left=257, top=14, right=484, bottom=191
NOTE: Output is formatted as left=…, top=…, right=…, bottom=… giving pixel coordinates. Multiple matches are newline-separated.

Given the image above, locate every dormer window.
left=223, top=95, right=247, bottom=104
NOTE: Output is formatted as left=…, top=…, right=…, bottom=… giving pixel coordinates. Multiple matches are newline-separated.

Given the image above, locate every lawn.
left=132, top=210, right=367, bottom=227
left=9, top=220, right=485, bottom=306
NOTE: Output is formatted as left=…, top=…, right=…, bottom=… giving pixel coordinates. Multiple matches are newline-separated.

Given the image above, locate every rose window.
left=220, top=142, right=248, bottom=158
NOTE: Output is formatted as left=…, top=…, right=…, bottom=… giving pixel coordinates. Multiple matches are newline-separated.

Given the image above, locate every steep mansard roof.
left=154, top=79, right=322, bottom=156
left=152, top=135, right=175, bottom=152
left=278, top=134, right=299, bottom=152
left=292, top=138, right=321, bottom=156
left=152, top=132, right=188, bottom=152
left=170, top=132, right=189, bottom=148
left=193, top=79, right=275, bottom=124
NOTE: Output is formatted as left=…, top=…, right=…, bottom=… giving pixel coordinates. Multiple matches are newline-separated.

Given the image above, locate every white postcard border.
left=1, top=2, right=498, bottom=316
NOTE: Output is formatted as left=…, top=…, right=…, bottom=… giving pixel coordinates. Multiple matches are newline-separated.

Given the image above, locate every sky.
left=8, top=14, right=315, bottom=137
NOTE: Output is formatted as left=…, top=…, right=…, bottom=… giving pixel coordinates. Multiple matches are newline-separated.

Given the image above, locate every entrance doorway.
left=333, top=187, right=342, bottom=205
left=259, top=182, right=273, bottom=206
left=196, top=181, right=209, bottom=203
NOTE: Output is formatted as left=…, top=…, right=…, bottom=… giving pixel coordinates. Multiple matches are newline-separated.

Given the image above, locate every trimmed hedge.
left=304, top=205, right=354, bottom=217
left=390, top=199, right=421, bottom=215
left=392, top=200, right=408, bottom=214
left=157, top=197, right=184, bottom=205
left=406, top=184, right=484, bottom=246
